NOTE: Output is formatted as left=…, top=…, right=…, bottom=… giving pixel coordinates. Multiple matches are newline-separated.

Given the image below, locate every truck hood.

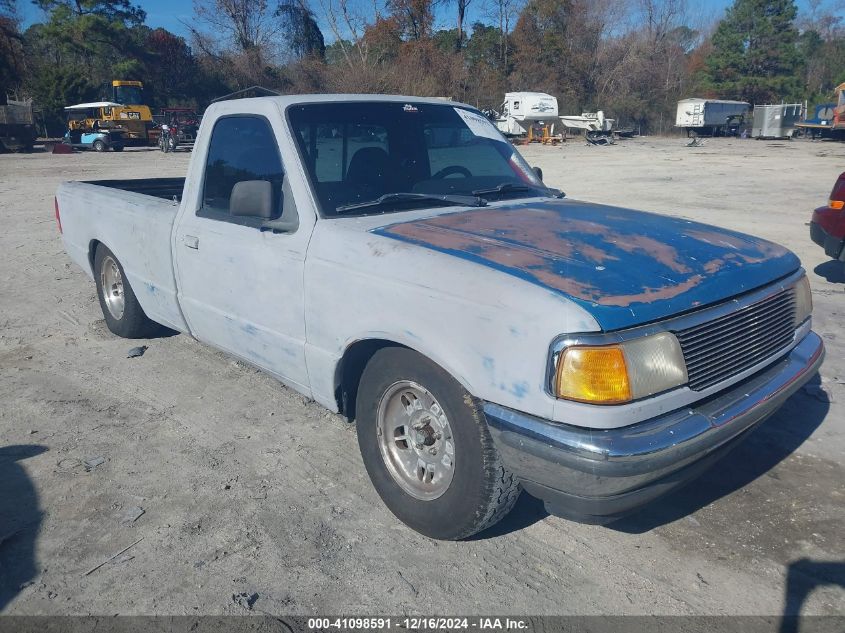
left=371, top=199, right=800, bottom=331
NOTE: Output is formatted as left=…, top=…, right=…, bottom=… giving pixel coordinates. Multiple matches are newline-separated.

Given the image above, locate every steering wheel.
left=432, top=165, right=472, bottom=179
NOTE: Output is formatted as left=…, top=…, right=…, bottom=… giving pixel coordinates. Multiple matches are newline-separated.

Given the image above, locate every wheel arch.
left=88, top=239, right=104, bottom=276
left=334, top=337, right=474, bottom=422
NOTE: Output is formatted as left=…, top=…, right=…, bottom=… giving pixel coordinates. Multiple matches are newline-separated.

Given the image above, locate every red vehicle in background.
left=810, top=171, right=845, bottom=273
left=154, top=108, right=201, bottom=151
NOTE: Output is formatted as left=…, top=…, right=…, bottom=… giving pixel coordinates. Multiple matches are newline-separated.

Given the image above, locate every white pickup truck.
left=57, top=94, right=824, bottom=539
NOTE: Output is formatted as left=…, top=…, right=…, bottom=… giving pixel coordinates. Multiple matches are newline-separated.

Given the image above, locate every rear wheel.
left=356, top=347, right=520, bottom=540
left=94, top=245, right=160, bottom=338
left=93, top=139, right=106, bottom=152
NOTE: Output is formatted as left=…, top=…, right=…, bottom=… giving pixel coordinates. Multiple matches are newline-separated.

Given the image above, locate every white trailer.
left=675, top=98, right=750, bottom=136
left=493, top=92, right=559, bottom=136
left=559, top=111, right=614, bottom=133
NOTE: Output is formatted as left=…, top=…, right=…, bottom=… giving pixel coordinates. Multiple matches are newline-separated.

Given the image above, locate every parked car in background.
left=810, top=171, right=845, bottom=273
left=63, top=103, right=127, bottom=152
left=63, top=128, right=125, bottom=152
left=56, top=94, right=823, bottom=540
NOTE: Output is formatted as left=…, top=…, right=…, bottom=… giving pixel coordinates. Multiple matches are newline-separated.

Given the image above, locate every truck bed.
left=57, top=179, right=188, bottom=333
left=84, top=177, right=186, bottom=201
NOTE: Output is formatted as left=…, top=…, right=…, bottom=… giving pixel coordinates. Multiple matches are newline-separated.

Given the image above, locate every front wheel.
left=356, top=347, right=520, bottom=540
left=92, top=139, right=106, bottom=152
left=94, top=245, right=160, bottom=338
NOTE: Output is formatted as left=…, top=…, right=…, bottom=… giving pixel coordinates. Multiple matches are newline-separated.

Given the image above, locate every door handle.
left=183, top=235, right=199, bottom=249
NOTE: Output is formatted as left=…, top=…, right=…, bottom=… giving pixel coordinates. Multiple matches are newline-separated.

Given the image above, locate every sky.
left=17, top=0, right=839, bottom=43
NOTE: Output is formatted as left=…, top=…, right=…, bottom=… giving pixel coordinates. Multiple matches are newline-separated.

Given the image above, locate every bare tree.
left=456, top=0, right=470, bottom=50
left=801, top=0, right=845, bottom=40
left=1, top=0, right=25, bottom=96
left=386, top=0, right=436, bottom=40
left=191, top=0, right=282, bottom=53
left=314, top=0, right=380, bottom=67
left=483, top=0, right=521, bottom=68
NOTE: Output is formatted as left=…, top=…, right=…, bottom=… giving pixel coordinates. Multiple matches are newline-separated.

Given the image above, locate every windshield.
left=287, top=101, right=548, bottom=217
left=115, top=85, right=143, bottom=105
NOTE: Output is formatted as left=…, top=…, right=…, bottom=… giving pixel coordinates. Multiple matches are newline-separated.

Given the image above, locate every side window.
left=201, top=116, right=284, bottom=221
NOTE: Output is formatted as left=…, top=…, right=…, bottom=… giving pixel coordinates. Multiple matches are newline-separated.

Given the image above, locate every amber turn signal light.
left=556, top=345, right=632, bottom=404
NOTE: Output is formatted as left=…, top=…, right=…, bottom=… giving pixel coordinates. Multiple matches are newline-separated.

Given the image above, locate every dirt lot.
left=1, top=136, right=844, bottom=617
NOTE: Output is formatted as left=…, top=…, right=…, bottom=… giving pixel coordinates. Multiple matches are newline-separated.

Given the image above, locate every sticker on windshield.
left=454, top=107, right=502, bottom=141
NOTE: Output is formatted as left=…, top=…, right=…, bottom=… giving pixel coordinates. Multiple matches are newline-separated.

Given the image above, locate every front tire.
left=94, top=245, right=160, bottom=338
left=93, top=140, right=106, bottom=152
left=356, top=347, right=520, bottom=540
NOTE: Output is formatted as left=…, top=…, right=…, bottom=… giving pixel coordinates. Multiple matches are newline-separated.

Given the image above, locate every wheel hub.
left=414, top=422, right=436, bottom=447
left=377, top=381, right=455, bottom=501
left=100, top=255, right=125, bottom=320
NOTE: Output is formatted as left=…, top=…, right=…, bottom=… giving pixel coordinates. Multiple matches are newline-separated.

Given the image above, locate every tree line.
left=1, top=0, right=844, bottom=135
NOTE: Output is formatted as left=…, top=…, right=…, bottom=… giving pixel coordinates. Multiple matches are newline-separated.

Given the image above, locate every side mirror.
left=230, top=180, right=273, bottom=218
left=533, top=166, right=543, bottom=181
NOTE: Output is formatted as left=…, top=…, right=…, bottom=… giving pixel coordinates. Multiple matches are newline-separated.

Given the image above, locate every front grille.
left=675, top=287, right=797, bottom=391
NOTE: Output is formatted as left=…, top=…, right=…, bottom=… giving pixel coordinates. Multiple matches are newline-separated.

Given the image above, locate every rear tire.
left=93, top=140, right=106, bottom=152
left=356, top=347, right=520, bottom=540
left=94, top=245, right=160, bottom=338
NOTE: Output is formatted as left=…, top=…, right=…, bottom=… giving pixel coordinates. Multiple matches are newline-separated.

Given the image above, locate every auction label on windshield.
left=454, top=108, right=503, bottom=141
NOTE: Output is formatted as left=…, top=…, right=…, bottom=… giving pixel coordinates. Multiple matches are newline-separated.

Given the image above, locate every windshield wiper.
left=472, top=182, right=565, bottom=199
left=335, top=192, right=487, bottom=214
left=472, top=182, right=533, bottom=196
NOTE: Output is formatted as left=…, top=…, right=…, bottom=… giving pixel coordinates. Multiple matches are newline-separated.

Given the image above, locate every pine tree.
left=704, top=0, right=803, bottom=104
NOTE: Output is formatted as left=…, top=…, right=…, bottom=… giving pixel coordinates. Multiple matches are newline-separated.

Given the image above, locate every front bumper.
left=810, top=218, right=845, bottom=260
left=484, top=331, right=825, bottom=524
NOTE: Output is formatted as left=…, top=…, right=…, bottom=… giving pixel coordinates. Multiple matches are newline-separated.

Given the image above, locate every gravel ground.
left=0, top=136, right=843, bottom=617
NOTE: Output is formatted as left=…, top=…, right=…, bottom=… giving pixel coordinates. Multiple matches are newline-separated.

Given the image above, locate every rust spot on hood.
left=373, top=200, right=800, bottom=330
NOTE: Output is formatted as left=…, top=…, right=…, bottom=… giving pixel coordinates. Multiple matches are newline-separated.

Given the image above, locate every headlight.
left=794, top=276, right=812, bottom=326
left=555, top=332, right=688, bottom=404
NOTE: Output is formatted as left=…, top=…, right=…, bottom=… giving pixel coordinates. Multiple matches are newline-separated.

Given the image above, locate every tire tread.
left=458, top=394, right=521, bottom=538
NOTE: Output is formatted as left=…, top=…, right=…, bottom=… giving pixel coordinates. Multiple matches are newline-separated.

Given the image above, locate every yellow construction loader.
left=65, top=81, right=157, bottom=145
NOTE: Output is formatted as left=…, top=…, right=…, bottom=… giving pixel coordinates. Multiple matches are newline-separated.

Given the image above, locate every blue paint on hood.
left=372, top=199, right=801, bottom=331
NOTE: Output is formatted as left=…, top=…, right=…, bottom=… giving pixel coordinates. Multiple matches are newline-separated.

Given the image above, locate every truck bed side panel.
left=57, top=181, right=188, bottom=333
left=82, top=177, right=186, bottom=201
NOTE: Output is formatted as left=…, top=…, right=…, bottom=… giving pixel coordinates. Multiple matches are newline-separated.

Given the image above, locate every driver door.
left=172, top=115, right=311, bottom=392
